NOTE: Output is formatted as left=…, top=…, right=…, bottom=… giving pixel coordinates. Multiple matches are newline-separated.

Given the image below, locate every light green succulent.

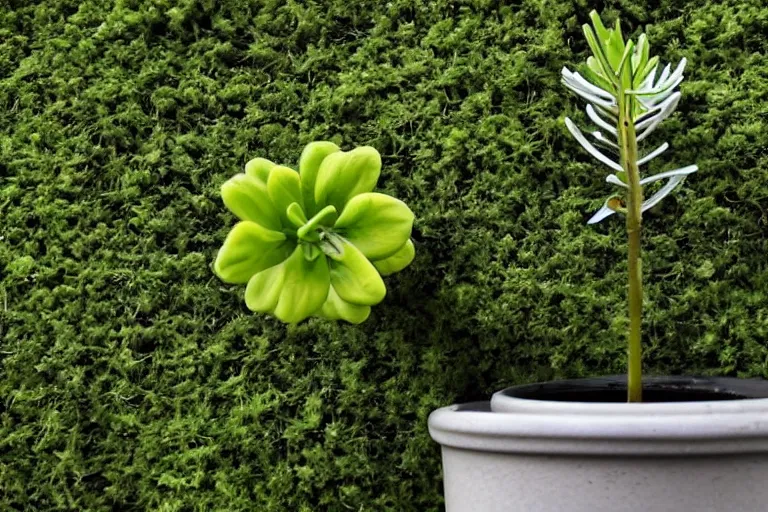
left=214, top=142, right=415, bottom=324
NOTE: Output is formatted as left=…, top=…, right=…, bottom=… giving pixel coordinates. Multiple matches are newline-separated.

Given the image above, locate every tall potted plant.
left=428, top=11, right=768, bottom=512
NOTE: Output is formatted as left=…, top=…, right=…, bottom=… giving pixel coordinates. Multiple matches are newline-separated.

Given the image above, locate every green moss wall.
left=2, top=0, right=767, bottom=509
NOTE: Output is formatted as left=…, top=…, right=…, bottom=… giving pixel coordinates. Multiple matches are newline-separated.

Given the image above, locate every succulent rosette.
left=214, top=142, right=415, bottom=324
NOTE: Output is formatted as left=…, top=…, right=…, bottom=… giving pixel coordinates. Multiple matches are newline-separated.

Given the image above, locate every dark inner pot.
left=503, top=376, right=768, bottom=403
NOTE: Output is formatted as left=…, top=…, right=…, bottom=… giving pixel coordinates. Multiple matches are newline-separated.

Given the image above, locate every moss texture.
left=1, top=0, right=767, bottom=509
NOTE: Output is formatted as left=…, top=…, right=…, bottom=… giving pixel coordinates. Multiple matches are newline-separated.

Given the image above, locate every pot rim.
left=428, top=401, right=768, bottom=455
left=430, top=376, right=768, bottom=456
left=491, top=375, right=768, bottom=415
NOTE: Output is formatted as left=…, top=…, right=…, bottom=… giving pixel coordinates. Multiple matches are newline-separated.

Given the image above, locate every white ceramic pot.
left=428, top=376, right=768, bottom=512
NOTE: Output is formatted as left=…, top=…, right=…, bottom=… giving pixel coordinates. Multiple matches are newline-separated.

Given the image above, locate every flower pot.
left=428, top=376, right=768, bottom=512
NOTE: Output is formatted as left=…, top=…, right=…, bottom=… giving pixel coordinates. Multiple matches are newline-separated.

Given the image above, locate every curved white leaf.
left=586, top=104, right=617, bottom=136
left=595, top=104, right=620, bottom=119
left=606, top=174, right=628, bottom=188
left=635, top=79, right=684, bottom=112
left=629, top=59, right=685, bottom=96
left=637, top=142, right=669, bottom=166
left=637, top=78, right=683, bottom=109
left=591, top=131, right=619, bottom=150
left=638, top=65, right=658, bottom=90
left=642, top=175, right=687, bottom=212
left=628, top=63, right=685, bottom=111
left=562, top=68, right=615, bottom=100
left=637, top=93, right=681, bottom=141
left=640, top=165, right=698, bottom=186
left=635, top=109, right=664, bottom=131
left=562, top=81, right=617, bottom=109
left=565, top=118, right=623, bottom=171
left=657, top=64, right=672, bottom=87
left=654, top=58, right=686, bottom=92
left=587, top=202, right=618, bottom=224
left=628, top=75, right=682, bottom=98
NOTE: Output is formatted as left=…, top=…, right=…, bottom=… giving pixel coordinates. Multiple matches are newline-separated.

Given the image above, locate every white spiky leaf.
left=565, top=118, right=623, bottom=172
left=587, top=203, right=618, bottom=224
left=642, top=175, right=688, bottom=212
left=637, top=93, right=681, bottom=141
left=562, top=68, right=615, bottom=100
left=591, top=131, right=619, bottom=150
left=606, top=174, right=629, bottom=188
left=637, top=142, right=669, bottom=166
left=639, top=165, right=698, bottom=186
left=586, top=104, right=617, bottom=136
left=562, top=29, right=694, bottom=225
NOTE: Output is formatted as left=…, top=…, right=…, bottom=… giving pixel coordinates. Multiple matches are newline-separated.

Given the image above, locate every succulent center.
left=285, top=203, right=341, bottom=260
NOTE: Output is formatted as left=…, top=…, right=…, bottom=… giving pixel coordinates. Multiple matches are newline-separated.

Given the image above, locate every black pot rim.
left=499, top=375, right=768, bottom=403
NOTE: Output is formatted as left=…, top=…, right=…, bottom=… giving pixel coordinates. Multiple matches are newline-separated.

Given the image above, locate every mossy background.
left=1, top=0, right=767, bottom=509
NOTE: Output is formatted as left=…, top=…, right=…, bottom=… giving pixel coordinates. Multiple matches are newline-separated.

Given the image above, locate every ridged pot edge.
left=430, top=376, right=768, bottom=456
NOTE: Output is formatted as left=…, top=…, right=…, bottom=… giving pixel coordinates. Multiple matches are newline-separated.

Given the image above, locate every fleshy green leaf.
left=221, top=174, right=282, bottom=230
left=314, top=146, right=381, bottom=213
left=586, top=56, right=605, bottom=79
left=636, top=56, right=660, bottom=89
left=267, top=166, right=304, bottom=228
left=297, top=205, right=338, bottom=242
left=275, top=247, right=330, bottom=322
left=319, top=285, right=371, bottom=324
left=606, top=19, right=626, bottom=71
left=582, top=24, right=614, bottom=82
left=303, top=243, right=322, bottom=261
left=214, top=222, right=294, bottom=284
left=286, top=202, right=308, bottom=229
left=245, top=157, right=276, bottom=184
left=244, top=260, right=286, bottom=314
left=245, top=246, right=330, bottom=323
left=373, top=239, right=415, bottom=276
left=327, top=237, right=386, bottom=306
left=299, top=141, right=340, bottom=216
left=616, top=40, right=635, bottom=89
left=333, top=192, right=414, bottom=260
left=632, top=34, right=649, bottom=82
left=589, top=10, right=612, bottom=49
left=581, top=58, right=614, bottom=93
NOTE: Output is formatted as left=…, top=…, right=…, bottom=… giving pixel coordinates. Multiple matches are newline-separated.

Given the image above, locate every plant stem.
left=618, top=93, right=644, bottom=403
left=297, top=205, right=338, bottom=241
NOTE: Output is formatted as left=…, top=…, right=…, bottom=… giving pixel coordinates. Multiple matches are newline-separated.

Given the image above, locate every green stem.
left=618, top=91, right=644, bottom=403
left=297, top=205, right=338, bottom=242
